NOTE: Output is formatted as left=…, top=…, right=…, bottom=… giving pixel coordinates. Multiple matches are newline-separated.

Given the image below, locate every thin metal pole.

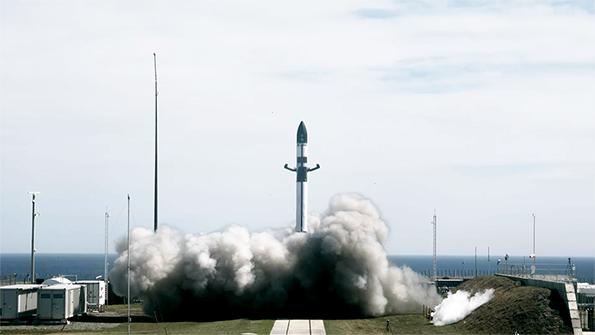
left=474, top=246, right=478, bottom=278
left=487, top=246, right=490, bottom=274
left=29, top=193, right=38, bottom=283
left=532, top=213, right=535, bottom=257
left=431, top=210, right=437, bottom=281
left=104, top=208, right=109, bottom=306
left=127, top=194, right=131, bottom=335
left=532, top=213, right=536, bottom=274
left=153, top=53, right=158, bottom=233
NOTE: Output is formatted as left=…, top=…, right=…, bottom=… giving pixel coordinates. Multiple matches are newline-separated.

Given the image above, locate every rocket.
left=285, top=121, right=320, bottom=232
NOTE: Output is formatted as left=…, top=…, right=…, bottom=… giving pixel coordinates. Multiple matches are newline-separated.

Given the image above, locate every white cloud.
left=1, top=0, right=593, bottom=256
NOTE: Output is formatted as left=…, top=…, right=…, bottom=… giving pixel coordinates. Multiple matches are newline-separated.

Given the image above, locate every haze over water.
left=2, top=254, right=593, bottom=284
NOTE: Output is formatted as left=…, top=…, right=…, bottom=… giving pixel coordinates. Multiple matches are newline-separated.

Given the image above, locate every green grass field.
left=325, top=314, right=473, bottom=335
left=80, top=319, right=274, bottom=335
left=1, top=304, right=471, bottom=335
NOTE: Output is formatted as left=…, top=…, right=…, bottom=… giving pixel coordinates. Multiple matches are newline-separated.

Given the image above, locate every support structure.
left=29, top=192, right=39, bottom=283
left=431, top=210, right=437, bottom=281
left=127, top=194, right=131, bottom=335
left=104, top=208, right=109, bottom=305
left=474, top=246, right=478, bottom=277
left=153, top=53, right=159, bottom=232
left=488, top=246, right=491, bottom=273
left=531, top=213, right=536, bottom=275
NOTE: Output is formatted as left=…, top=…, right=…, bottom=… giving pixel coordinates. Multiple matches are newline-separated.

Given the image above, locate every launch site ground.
left=0, top=276, right=574, bottom=334
left=0, top=306, right=471, bottom=335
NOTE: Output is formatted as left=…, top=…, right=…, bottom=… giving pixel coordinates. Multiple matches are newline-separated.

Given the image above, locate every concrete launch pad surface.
left=270, top=319, right=326, bottom=335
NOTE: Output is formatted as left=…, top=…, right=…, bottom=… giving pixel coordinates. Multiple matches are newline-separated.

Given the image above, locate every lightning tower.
left=153, top=53, right=158, bottom=232
left=431, top=210, right=437, bottom=281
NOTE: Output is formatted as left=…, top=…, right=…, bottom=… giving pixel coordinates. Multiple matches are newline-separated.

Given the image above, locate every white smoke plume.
left=432, top=289, right=494, bottom=326
left=110, top=193, right=441, bottom=320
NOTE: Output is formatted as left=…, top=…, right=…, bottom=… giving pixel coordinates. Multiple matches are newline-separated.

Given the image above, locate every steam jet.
left=285, top=121, right=320, bottom=232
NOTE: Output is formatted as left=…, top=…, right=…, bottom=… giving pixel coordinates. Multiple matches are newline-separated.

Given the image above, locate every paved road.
left=270, top=319, right=326, bottom=335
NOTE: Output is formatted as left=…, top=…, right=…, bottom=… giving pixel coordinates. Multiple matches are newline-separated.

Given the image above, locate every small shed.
left=37, top=278, right=86, bottom=322
left=0, top=284, right=41, bottom=320
left=75, top=280, right=106, bottom=311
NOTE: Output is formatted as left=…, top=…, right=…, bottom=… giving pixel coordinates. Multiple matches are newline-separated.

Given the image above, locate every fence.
left=0, top=273, right=80, bottom=286
left=495, top=262, right=576, bottom=282
left=419, top=262, right=577, bottom=281
left=0, top=274, right=19, bottom=286
left=419, top=268, right=496, bottom=278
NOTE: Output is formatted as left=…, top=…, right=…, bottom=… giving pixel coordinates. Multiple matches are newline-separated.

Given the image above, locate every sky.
left=1, top=0, right=594, bottom=256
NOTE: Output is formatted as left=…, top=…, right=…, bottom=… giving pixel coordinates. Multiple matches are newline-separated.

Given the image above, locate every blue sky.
left=1, top=0, right=594, bottom=256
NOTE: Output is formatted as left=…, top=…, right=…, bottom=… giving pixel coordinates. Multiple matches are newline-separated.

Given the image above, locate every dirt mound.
left=454, top=276, right=571, bottom=334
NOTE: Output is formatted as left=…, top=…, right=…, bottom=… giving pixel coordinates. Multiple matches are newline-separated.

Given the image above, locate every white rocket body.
left=285, top=121, right=319, bottom=233
left=296, top=141, right=308, bottom=232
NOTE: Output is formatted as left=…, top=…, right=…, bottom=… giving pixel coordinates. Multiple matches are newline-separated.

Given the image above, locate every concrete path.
left=270, top=319, right=326, bottom=335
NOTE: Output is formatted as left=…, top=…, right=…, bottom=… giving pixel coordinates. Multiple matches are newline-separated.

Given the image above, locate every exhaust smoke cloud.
left=432, top=289, right=494, bottom=326
left=110, top=194, right=441, bottom=320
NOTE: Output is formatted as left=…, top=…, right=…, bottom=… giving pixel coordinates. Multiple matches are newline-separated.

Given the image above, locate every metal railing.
left=418, top=262, right=578, bottom=282
left=0, top=274, right=19, bottom=286
left=495, top=263, right=576, bottom=282
left=419, top=268, right=497, bottom=279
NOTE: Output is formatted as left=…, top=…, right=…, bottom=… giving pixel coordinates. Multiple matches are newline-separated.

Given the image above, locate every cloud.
left=353, top=8, right=398, bottom=19
left=375, top=58, right=595, bottom=93
left=0, top=0, right=593, bottom=256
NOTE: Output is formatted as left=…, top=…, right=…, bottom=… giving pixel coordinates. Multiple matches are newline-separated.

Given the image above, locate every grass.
left=324, top=314, right=473, bottom=335
left=1, top=303, right=274, bottom=335
left=4, top=319, right=274, bottom=335
left=3, top=308, right=471, bottom=335
left=80, top=319, right=274, bottom=335
left=103, top=303, right=145, bottom=315
left=455, top=276, right=571, bottom=334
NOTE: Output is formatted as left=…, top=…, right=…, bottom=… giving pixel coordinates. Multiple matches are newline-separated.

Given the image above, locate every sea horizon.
left=2, top=252, right=594, bottom=257
left=2, top=253, right=593, bottom=284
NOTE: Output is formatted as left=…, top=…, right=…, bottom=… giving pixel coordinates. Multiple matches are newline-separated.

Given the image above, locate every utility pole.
left=474, top=246, right=478, bottom=278
left=104, top=208, right=109, bottom=305
left=29, top=192, right=39, bottom=283
left=127, top=194, right=131, bottom=335
left=488, top=246, right=490, bottom=262
left=153, top=53, right=159, bottom=233
left=531, top=213, right=536, bottom=275
left=431, top=210, right=437, bottom=281
left=487, top=246, right=490, bottom=275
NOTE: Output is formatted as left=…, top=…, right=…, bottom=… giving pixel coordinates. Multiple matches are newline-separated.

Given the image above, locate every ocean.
left=1, top=253, right=593, bottom=284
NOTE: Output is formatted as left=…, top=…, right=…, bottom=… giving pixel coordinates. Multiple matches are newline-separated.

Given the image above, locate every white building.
left=37, top=278, right=86, bottom=322
left=0, top=284, right=41, bottom=320
left=75, top=280, right=106, bottom=311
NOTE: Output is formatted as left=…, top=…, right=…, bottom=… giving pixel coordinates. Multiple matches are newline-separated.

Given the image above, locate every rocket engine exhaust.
left=110, top=194, right=441, bottom=321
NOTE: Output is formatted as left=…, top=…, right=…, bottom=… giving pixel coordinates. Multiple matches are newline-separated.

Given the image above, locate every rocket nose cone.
left=297, top=121, right=308, bottom=143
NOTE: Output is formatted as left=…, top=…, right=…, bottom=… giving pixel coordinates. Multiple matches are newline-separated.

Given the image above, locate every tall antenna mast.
left=487, top=246, right=490, bottom=274
left=431, top=210, right=437, bottom=281
left=29, top=192, right=40, bottom=283
left=127, top=194, right=131, bottom=335
left=531, top=213, right=536, bottom=275
left=104, top=207, right=109, bottom=305
left=153, top=53, right=158, bottom=232
left=532, top=213, right=535, bottom=257
left=474, top=246, right=478, bottom=277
